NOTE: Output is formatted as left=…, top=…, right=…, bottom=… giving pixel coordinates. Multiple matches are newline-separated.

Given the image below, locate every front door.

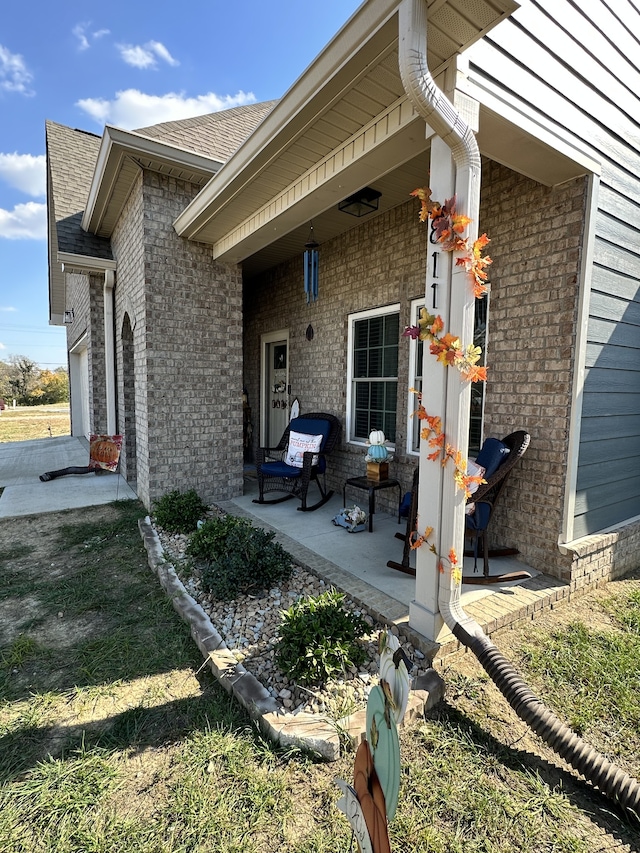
left=261, top=331, right=289, bottom=447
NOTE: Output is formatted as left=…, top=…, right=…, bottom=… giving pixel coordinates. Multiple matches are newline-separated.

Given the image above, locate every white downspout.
left=104, top=269, right=116, bottom=434
left=398, top=0, right=483, bottom=639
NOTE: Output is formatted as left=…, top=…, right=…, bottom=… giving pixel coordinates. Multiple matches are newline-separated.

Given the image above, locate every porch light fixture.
left=63, top=310, right=74, bottom=324
left=338, top=186, right=382, bottom=217
left=303, top=223, right=319, bottom=304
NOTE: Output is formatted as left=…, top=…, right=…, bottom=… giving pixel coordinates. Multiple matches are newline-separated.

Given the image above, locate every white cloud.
left=117, top=40, right=179, bottom=69
left=0, top=153, right=46, bottom=197
left=0, top=342, right=6, bottom=350
left=0, top=306, right=17, bottom=312
left=73, top=23, right=111, bottom=51
left=73, top=24, right=90, bottom=51
left=76, top=88, right=256, bottom=130
left=0, top=44, right=33, bottom=95
left=0, top=202, right=47, bottom=240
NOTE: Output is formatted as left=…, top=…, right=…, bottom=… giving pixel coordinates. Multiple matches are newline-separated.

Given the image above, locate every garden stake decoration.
left=403, top=188, right=490, bottom=585
left=335, top=628, right=411, bottom=853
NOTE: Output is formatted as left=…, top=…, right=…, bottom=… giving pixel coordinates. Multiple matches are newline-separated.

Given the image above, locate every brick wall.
left=65, top=270, right=107, bottom=435
left=112, top=172, right=146, bottom=489
left=245, top=165, right=590, bottom=580
left=111, top=170, right=244, bottom=509
left=478, top=160, right=587, bottom=580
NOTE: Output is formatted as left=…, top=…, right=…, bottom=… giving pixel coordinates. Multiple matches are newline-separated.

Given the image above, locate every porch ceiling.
left=174, top=0, right=519, bottom=277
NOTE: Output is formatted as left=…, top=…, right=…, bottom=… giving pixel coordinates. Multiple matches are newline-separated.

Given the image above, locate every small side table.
left=343, top=476, right=402, bottom=533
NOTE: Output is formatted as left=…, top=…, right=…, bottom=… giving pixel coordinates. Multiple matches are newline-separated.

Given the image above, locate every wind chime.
left=303, top=223, right=319, bottom=304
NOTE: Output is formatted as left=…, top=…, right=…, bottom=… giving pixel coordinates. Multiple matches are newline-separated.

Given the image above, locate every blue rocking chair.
left=463, top=430, right=531, bottom=584
left=254, top=412, right=341, bottom=512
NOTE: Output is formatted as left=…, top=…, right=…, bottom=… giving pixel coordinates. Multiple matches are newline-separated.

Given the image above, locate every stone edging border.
left=138, top=516, right=444, bottom=760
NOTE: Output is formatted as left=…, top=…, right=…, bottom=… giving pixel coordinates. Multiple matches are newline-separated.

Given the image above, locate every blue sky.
left=0, top=0, right=363, bottom=368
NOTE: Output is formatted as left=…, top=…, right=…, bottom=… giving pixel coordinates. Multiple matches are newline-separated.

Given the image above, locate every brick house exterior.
left=46, top=0, right=640, bottom=639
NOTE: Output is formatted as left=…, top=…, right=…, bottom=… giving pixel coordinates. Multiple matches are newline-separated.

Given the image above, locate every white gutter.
left=59, top=253, right=117, bottom=273
left=398, top=0, right=483, bottom=639
left=104, top=270, right=116, bottom=434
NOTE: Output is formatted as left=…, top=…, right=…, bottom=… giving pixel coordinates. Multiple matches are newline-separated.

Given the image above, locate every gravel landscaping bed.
left=153, top=508, right=431, bottom=720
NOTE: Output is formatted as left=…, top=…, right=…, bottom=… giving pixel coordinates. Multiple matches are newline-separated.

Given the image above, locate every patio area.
left=220, top=469, right=571, bottom=661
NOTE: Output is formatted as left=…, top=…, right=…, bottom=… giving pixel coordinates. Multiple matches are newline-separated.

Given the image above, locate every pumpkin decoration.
left=89, top=434, right=123, bottom=471
left=369, top=429, right=386, bottom=446
left=365, top=429, right=389, bottom=463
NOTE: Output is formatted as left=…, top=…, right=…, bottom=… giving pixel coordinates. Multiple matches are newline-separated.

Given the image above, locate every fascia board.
left=58, top=253, right=118, bottom=273
left=173, top=0, right=402, bottom=240
left=82, top=125, right=224, bottom=234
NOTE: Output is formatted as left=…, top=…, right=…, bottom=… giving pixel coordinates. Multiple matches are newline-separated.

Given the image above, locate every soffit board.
left=86, top=131, right=222, bottom=238
left=175, top=0, right=518, bottom=252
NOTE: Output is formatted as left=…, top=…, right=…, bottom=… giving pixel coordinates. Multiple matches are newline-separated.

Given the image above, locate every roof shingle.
left=133, top=100, right=278, bottom=162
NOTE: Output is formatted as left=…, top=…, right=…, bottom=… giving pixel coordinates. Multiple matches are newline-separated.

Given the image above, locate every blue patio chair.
left=464, top=430, right=530, bottom=583
left=388, top=430, right=530, bottom=583
left=254, top=412, right=341, bottom=511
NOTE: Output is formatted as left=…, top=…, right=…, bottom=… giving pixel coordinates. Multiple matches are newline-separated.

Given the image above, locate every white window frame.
left=406, top=298, right=425, bottom=457
left=346, top=303, right=400, bottom=448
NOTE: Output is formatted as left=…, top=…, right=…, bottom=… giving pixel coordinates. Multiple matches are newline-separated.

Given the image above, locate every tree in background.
left=0, top=357, right=69, bottom=405
left=32, top=369, right=70, bottom=404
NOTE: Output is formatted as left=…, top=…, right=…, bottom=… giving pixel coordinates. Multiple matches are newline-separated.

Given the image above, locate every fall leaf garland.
left=406, top=189, right=491, bottom=586
left=409, top=189, right=492, bottom=299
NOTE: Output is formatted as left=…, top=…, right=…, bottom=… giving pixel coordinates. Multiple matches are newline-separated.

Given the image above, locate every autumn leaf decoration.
left=408, top=523, right=462, bottom=586
left=403, top=191, right=490, bottom=382
left=405, top=187, right=492, bottom=586
left=410, top=389, right=485, bottom=498
left=410, top=189, right=492, bottom=298
left=405, top=307, right=488, bottom=383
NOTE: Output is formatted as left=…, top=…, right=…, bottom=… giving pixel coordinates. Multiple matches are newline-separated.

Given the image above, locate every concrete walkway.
left=0, top=435, right=137, bottom=518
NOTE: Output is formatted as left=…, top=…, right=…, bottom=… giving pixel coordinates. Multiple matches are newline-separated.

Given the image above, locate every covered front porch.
left=219, top=470, right=570, bottom=661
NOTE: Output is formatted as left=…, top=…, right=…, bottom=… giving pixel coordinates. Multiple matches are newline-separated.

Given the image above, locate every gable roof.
left=47, top=102, right=277, bottom=321
left=46, top=121, right=115, bottom=323
left=134, top=101, right=278, bottom=162
left=46, top=121, right=113, bottom=260
left=173, top=0, right=522, bottom=277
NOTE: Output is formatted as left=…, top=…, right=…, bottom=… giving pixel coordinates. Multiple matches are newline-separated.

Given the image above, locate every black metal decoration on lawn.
left=335, top=629, right=411, bottom=853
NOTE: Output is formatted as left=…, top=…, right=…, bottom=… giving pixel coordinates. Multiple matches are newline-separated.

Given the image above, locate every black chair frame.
left=254, top=412, right=341, bottom=512
left=388, top=430, right=531, bottom=584
left=463, top=430, right=530, bottom=583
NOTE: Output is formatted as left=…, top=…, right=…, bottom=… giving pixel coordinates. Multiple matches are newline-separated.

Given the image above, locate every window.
left=347, top=306, right=400, bottom=444
left=407, top=297, right=488, bottom=457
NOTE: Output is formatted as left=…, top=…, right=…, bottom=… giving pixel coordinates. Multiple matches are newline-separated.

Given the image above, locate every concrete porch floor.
left=220, top=470, right=572, bottom=661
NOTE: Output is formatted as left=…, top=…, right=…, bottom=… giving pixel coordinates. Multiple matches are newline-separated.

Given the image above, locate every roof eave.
left=174, top=0, right=519, bottom=243
left=82, top=126, right=225, bottom=236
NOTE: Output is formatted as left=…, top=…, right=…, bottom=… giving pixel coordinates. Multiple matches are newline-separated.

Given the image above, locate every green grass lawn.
left=0, top=404, right=70, bottom=442
left=1, top=499, right=638, bottom=851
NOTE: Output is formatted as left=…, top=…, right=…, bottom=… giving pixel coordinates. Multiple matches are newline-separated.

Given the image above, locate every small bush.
left=187, top=515, right=292, bottom=600
left=153, top=489, right=208, bottom=534
left=275, top=589, right=369, bottom=686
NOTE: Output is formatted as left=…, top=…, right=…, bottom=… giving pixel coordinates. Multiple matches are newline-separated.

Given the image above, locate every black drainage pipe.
left=453, top=622, right=640, bottom=821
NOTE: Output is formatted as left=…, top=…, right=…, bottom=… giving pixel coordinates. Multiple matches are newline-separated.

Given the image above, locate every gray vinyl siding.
left=466, top=0, right=640, bottom=539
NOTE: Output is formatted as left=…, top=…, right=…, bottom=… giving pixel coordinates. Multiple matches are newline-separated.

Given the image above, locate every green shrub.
left=275, top=589, right=369, bottom=686
left=187, top=515, right=292, bottom=600
left=153, top=489, right=208, bottom=534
